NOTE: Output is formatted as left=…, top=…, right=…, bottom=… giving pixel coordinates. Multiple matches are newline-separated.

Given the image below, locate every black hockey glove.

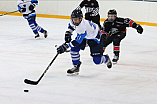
left=19, top=8, right=26, bottom=13
left=29, top=4, right=35, bottom=10
left=136, top=25, right=143, bottom=34
left=57, top=43, right=69, bottom=54
left=65, top=31, right=72, bottom=43
left=101, top=30, right=107, bottom=37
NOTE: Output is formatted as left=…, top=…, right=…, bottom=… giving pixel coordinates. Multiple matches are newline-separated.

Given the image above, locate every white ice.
left=0, top=15, right=157, bottom=104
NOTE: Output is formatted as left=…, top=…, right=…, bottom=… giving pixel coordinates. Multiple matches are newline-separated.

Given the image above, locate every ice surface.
left=0, top=15, right=157, bottom=104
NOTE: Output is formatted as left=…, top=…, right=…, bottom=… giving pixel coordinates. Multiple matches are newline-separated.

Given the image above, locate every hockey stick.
left=0, top=10, right=19, bottom=16
left=24, top=53, right=59, bottom=85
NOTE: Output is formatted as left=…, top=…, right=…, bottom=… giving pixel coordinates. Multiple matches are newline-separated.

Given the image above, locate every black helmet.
left=71, top=9, right=83, bottom=26
left=108, top=9, right=117, bottom=16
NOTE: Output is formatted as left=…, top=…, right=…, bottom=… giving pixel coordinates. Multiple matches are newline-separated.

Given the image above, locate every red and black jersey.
left=103, top=17, right=138, bottom=34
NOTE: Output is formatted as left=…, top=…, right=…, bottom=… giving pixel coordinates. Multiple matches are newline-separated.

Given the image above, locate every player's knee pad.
left=93, top=56, right=101, bottom=65
left=28, top=20, right=35, bottom=25
left=27, top=16, right=36, bottom=22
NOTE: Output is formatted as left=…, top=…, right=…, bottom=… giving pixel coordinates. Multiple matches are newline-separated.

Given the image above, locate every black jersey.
left=103, top=17, right=138, bottom=35
left=76, top=0, right=99, bottom=16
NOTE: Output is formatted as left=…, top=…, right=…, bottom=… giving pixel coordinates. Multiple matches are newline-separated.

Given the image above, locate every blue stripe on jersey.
left=75, top=31, right=87, bottom=44
left=18, top=5, right=21, bottom=11
left=24, top=13, right=36, bottom=19
left=84, top=31, right=102, bottom=44
left=88, top=21, right=96, bottom=29
left=31, top=0, right=38, bottom=5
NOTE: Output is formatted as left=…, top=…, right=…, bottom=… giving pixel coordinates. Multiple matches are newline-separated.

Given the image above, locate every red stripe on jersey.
left=103, top=47, right=106, bottom=50
left=121, top=29, right=127, bottom=33
left=101, top=31, right=106, bottom=34
left=114, top=47, right=120, bottom=50
left=129, top=20, right=134, bottom=27
left=101, top=30, right=109, bottom=36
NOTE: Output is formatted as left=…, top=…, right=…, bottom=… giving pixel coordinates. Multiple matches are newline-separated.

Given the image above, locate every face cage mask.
left=107, top=15, right=117, bottom=22
left=71, top=18, right=82, bottom=26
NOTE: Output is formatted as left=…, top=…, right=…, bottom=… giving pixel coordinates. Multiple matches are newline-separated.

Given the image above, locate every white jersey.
left=68, top=18, right=101, bottom=47
left=17, top=0, right=37, bottom=19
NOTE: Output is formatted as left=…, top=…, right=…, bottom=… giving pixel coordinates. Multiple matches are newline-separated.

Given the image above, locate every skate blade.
left=35, top=37, right=40, bottom=40
left=67, top=72, right=79, bottom=76
left=44, top=34, right=48, bottom=38
left=113, top=62, right=117, bottom=65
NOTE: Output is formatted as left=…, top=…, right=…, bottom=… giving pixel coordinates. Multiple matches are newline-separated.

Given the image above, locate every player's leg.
left=67, top=40, right=86, bottom=75
left=88, top=40, right=112, bottom=68
left=34, top=21, right=48, bottom=38
left=102, top=34, right=115, bottom=53
left=91, top=14, right=102, bottom=29
left=27, top=15, right=47, bottom=38
left=67, top=46, right=81, bottom=75
left=27, top=16, right=39, bottom=38
left=112, top=32, right=126, bottom=62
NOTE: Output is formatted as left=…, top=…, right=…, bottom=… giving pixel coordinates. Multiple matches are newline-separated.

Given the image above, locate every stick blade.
left=24, top=79, right=39, bottom=85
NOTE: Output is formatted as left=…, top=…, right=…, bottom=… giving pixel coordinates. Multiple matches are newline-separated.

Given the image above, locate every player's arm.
left=17, top=4, right=26, bottom=13
left=92, top=0, right=99, bottom=14
left=101, top=21, right=110, bottom=37
left=69, top=31, right=87, bottom=48
left=29, top=0, right=38, bottom=11
left=124, top=18, right=143, bottom=34
left=58, top=31, right=87, bottom=54
left=65, top=23, right=75, bottom=43
left=76, top=0, right=85, bottom=10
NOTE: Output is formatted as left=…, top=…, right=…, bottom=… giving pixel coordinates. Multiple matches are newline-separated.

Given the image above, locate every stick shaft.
left=0, top=10, right=19, bottom=16
left=37, top=53, right=59, bottom=82
left=24, top=53, right=59, bottom=85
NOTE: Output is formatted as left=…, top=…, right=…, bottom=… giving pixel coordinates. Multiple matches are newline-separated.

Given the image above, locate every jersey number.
left=76, top=35, right=82, bottom=40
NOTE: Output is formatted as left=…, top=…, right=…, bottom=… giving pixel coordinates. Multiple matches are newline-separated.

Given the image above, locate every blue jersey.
left=67, top=18, right=101, bottom=48
left=17, top=0, right=38, bottom=19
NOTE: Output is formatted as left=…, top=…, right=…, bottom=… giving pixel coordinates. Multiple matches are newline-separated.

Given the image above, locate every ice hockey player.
left=101, top=9, right=143, bottom=63
left=76, top=0, right=102, bottom=29
left=17, top=0, right=47, bottom=38
left=57, top=10, right=112, bottom=76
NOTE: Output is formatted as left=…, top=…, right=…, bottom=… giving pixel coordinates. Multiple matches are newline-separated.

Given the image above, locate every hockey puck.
left=55, top=45, right=58, bottom=48
left=24, top=89, right=29, bottom=92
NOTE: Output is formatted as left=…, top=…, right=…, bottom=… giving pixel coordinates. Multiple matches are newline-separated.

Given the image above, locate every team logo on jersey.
left=91, top=3, right=94, bottom=6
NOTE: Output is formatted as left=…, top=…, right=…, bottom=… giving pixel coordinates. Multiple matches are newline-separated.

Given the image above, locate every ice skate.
left=35, top=33, right=40, bottom=39
left=67, top=61, right=82, bottom=76
left=104, top=54, right=112, bottom=68
left=112, top=54, right=119, bottom=64
left=43, top=30, right=48, bottom=38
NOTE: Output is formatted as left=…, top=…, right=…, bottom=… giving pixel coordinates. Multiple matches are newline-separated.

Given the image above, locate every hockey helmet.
left=71, top=9, right=83, bottom=26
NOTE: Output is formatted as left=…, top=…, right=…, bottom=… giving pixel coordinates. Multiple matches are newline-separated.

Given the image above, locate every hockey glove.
left=29, top=4, right=36, bottom=10
left=65, top=31, right=72, bottom=43
left=136, top=25, right=143, bottom=34
left=57, top=43, right=69, bottom=54
left=19, top=8, right=26, bottom=13
left=101, top=30, right=109, bottom=37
